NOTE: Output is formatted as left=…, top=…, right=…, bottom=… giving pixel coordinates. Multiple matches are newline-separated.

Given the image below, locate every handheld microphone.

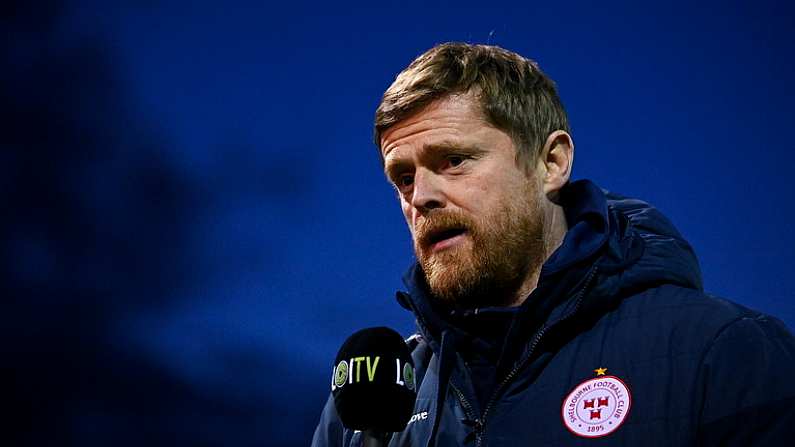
left=331, top=327, right=416, bottom=446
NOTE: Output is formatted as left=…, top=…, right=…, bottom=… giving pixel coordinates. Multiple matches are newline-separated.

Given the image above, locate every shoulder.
left=592, top=285, right=795, bottom=378
left=693, top=299, right=795, bottom=444
left=611, top=284, right=772, bottom=336
left=613, top=284, right=795, bottom=385
left=595, top=286, right=795, bottom=443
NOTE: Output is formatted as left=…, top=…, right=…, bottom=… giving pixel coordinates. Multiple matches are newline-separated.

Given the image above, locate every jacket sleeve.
left=696, top=314, right=795, bottom=446
left=311, top=393, right=352, bottom=447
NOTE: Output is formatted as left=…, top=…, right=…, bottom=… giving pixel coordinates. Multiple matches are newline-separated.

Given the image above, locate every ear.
left=537, top=130, right=574, bottom=200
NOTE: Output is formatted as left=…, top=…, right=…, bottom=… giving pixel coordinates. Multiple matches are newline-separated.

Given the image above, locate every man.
left=312, top=43, right=795, bottom=446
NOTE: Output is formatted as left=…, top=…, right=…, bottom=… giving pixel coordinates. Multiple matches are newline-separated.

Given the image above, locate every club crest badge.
left=561, top=368, right=631, bottom=438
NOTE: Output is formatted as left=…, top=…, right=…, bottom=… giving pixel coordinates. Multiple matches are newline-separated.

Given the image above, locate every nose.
left=410, top=168, right=446, bottom=212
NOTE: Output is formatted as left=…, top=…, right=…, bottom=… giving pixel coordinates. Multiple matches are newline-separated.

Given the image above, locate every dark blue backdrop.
left=3, top=1, right=793, bottom=445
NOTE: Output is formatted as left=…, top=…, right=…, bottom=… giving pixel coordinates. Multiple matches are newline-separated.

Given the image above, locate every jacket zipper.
left=473, top=266, right=599, bottom=447
left=450, top=383, right=481, bottom=442
left=451, top=383, right=476, bottom=420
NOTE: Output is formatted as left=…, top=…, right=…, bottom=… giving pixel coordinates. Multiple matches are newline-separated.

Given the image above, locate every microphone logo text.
left=332, top=356, right=380, bottom=390
left=331, top=356, right=416, bottom=392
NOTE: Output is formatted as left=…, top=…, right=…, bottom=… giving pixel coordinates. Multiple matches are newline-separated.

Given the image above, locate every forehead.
left=380, top=94, right=490, bottom=160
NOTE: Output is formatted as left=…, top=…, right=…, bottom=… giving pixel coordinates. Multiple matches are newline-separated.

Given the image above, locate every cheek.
left=468, top=178, right=526, bottom=221
left=400, top=201, right=415, bottom=232
left=457, top=176, right=499, bottom=214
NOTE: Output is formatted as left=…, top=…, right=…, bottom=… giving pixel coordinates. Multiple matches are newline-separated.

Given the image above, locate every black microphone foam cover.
left=331, top=327, right=416, bottom=432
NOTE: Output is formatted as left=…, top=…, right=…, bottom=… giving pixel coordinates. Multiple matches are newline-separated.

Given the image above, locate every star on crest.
left=594, top=367, right=608, bottom=376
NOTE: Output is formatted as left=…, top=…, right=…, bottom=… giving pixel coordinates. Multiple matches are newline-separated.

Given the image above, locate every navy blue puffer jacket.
left=312, top=180, right=795, bottom=446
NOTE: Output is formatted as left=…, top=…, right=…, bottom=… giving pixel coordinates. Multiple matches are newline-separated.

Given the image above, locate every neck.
left=510, top=202, right=567, bottom=306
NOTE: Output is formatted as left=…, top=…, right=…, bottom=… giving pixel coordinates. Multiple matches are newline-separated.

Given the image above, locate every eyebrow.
left=383, top=158, right=410, bottom=181
left=383, top=141, right=484, bottom=180
left=424, top=140, right=481, bottom=154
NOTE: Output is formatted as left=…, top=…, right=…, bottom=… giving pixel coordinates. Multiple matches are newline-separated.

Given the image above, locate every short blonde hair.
left=374, top=43, right=570, bottom=167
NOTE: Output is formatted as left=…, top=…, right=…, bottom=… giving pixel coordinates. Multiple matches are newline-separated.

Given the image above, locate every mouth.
left=422, top=227, right=468, bottom=252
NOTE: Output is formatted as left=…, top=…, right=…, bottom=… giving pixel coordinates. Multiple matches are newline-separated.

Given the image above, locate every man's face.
left=380, top=94, right=547, bottom=307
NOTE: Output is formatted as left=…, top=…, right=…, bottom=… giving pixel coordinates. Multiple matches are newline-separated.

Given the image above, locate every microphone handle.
left=362, top=430, right=390, bottom=447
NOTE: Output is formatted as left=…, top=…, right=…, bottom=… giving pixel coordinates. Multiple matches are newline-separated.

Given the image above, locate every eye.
left=398, top=174, right=414, bottom=187
left=447, top=155, right=465, bottom=167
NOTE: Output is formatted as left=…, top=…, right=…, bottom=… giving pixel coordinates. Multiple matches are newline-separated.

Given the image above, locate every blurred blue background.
left=3, top=0, right=793, bottom=445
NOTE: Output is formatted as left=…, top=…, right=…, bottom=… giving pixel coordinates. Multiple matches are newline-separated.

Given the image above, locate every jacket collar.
left=397, top=179, right=703, bottom=353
